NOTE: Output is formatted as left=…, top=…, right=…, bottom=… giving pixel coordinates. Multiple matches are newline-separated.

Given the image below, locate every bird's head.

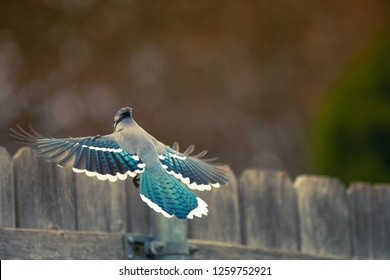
left=114, top=107, right=133, bottom=131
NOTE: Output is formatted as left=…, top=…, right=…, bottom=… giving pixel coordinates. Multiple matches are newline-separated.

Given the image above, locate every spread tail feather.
left=139, top=167, right=208, bottom=219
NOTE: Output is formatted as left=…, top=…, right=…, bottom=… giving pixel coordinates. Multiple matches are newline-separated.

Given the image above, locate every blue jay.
left=11, top=107, right=229, bottom=219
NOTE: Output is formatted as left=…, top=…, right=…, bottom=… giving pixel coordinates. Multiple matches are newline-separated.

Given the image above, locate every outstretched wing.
left=10, top=126, right=144, bottom=182
left=159, top=144, right=229, bottom=191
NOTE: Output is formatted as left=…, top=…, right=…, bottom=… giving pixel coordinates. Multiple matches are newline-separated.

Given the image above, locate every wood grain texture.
left=0, top=147, right=15, bottom=227
left=371, top=184, right=390, bottom=259
left=188, top=166, right=241, bottom=244
left=13, top=147, right=76, bottom=230
left=189, top=240, right=336, bottom=260
left=74, top=173, right=127, bottom=232
left=0, top=228, right=124, bottom=259
left=347, top=182, right=374, bottom=258
left=239, top=169, right=299, bottom=252
left=125, top=178, right=151, bottom=234
left=0, top=227, right=338, bottom=260
left=295, top=175, right=351, bottom=258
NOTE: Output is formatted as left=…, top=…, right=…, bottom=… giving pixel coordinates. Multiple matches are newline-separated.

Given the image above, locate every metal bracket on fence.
left=124, top=233, right=198, bottom=260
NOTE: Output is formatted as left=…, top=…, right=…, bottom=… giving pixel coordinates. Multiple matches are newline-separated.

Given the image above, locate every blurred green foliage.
left=311, top=30, right=390, bottom=184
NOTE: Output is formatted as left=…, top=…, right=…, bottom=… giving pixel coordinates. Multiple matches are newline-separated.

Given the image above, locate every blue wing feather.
left=159, top=147, right=229, bottom=190
left=10, top=126, right=144, bottom=181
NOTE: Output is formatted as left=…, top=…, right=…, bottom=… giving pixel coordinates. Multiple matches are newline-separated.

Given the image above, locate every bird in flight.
left=11, top=107, right=229, bottom=219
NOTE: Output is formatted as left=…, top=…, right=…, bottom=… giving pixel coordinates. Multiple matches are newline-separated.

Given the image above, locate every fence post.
left=151, top=212, right=190, bottom=260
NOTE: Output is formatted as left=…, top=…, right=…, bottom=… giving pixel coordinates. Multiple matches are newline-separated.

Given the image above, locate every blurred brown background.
left=1, top=0, right=389, bottom=182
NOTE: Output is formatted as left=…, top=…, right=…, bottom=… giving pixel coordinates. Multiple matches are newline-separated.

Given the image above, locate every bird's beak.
left=113, top=120, right=118, bottom=130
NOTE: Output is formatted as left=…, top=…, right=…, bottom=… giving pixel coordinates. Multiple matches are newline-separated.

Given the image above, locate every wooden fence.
left=0, top=146, right=389, bottom=259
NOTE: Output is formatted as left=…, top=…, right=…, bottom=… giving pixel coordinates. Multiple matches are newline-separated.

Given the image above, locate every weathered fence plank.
left=74, top=174, right=127, bottom=232
left=0, top=147, right=15, bottom=228
left=347, top=183, right=373, bottom=258
left=0, top=227, right=124, bottom=260
left=371, top=184, right=390, bottom=259
left=125, top=180, right=151, bottom=234
left=13, top=148, right=76, bottom=230
left=295, top=175, right=351, bottom=258
left=189, top=166, right=241, bottom=244
left=239, top=169, right=299, bottom=252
